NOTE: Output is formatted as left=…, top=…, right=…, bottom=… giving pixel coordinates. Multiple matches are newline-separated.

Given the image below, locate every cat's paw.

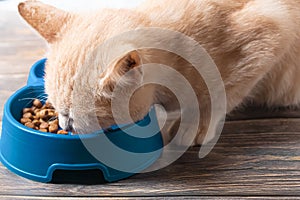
left=195, top=128, right=217, bottom=145
left=164, top=118, right=220, bottom=147
left=164, top=119, right=197, bottom=147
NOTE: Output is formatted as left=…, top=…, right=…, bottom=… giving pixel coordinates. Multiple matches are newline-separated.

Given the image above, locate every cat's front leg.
left=164, top=116, right=197, bottom=146
left=163, top=107, right=225, bottom=147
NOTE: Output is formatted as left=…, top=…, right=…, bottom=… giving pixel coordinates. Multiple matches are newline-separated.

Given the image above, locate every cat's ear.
left=115, top=50, right=142, bottom=75
left=98, top=51, right=142, bottom=98
left=18, top=1, right=71, bottom=43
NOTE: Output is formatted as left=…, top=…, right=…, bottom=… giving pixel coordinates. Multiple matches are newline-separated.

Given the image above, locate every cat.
left=18, top=0, right=300, bottom=146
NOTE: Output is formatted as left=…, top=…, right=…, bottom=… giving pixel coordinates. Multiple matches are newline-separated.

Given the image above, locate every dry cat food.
left=20, top=99, right=68, bottom=135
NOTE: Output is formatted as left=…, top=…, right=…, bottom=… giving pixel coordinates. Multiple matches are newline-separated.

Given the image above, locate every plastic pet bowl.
left=0, top=59, right=163, bottom=183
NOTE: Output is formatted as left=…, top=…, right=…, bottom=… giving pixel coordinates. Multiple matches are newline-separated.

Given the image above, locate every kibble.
left=20, top=99, right=67, bottom=135
left=33, top=99, right=43, bottom=108
left=20, top=117, right=31, bottom=124
left=40, top=122, right=49, bottom=129
left=23, top=112, right=33, bottom=119
left=57, top=130, right=68, bottom=135
left=24, top=122, right=35, bottom=129
left=32, top=119, right=41, bottom=127
left=23, top=108, right=33, bottom=114
left=49, top=124, right=59, bottom=133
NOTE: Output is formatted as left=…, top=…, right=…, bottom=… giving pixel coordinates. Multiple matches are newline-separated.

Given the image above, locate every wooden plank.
left=0, top=11, right=45, bottom=75
left=227, top=104, right=300, bottom=120
left=0, top=73, right=30, bottom=121
left=0, top=12, right=43, bottom=42
left=0, top=11, right=46, bottom=120
left=0, top=196, right=299, bottom=200
left=0, top=128, right=299, bottom=197
left=223, top=118, right=300, bottom=134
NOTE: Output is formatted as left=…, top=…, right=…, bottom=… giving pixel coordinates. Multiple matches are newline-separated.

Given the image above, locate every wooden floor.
left=0, top=11, right=300, bottom=199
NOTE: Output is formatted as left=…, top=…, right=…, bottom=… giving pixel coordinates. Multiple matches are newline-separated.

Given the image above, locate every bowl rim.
left=4, top=85, right=152, bottom=140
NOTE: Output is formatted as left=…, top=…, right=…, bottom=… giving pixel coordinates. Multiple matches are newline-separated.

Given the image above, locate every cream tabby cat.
left=18, top=0, right=300, bottom=145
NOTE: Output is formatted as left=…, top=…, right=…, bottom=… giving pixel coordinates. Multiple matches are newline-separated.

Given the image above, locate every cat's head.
left=18, top=1, right=154, bottom=133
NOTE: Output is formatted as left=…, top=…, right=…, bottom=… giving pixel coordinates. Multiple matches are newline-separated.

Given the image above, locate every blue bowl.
left=0, top=59, right=163, bottom=183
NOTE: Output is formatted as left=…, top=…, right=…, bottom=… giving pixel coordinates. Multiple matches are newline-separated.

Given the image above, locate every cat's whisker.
left=34, top=94, right=48, bottom=101
left=18, top=97, right=39, bottom=108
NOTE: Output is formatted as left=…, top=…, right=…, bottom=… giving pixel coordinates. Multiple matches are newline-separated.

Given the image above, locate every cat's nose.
left=65, top=117, right=74, bottom=132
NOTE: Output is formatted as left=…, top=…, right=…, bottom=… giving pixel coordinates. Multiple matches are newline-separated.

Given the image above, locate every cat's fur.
left=18, top=0, right=300, bottom=145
